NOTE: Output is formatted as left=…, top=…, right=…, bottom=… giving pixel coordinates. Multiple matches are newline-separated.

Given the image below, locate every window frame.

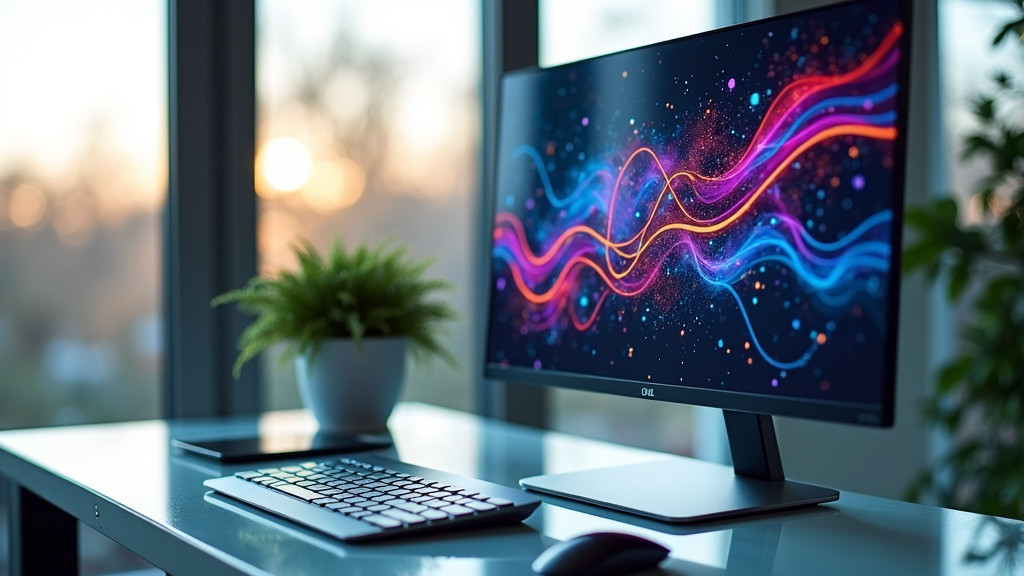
left=165, top=0, right=259, bottom=418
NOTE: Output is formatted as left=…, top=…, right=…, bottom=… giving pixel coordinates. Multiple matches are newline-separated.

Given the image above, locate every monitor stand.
left=519, top=410, right=838, bottom=523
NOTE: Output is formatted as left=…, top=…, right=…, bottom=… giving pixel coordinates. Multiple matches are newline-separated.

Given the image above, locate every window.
left=0, top=0, right=164, bottom=429
left=256, top=0, right=481, bottom=412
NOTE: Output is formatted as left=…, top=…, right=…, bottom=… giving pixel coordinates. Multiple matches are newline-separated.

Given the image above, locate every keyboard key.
left=423, top=499, right=449, bottom=508
left=325, top=503, right=352, bottom=510
left=313, top=498, right=339, bottom=506
left=367, top=504, right=392, bottom=512
left=420, top=509, right=449, bottom=521
left=362, top=515, right=402, bottom=529
left=440, top=504, right=476, bottom=517
left=273, top=484, right=321, bottom=502
left=382, top=509, right=427, bottom=525
left=350, top=511, right=372, bottom=519
left=235, top=471, right=262, bottom=480
left=463, top=501, right=497, bottom=512
left=486, top=497, right=514, bottom=508
left=394, top=501, right=429, bottom=514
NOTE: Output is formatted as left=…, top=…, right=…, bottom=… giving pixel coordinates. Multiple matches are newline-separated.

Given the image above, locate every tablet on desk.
left=172, top=431, right=392, bottom=462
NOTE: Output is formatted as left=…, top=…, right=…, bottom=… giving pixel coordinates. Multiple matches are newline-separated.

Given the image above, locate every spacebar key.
left=273, top=483, right=321, bottom=502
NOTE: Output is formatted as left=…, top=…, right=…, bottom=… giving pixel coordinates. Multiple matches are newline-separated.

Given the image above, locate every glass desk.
left=0, top=402, right=1020, bottom=575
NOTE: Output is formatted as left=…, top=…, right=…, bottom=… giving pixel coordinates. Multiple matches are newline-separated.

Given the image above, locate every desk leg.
left=9, top=483, right=78, bottom=575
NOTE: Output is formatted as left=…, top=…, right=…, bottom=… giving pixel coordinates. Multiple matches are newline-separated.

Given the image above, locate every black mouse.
left=532, top=531, right=670, bottom=575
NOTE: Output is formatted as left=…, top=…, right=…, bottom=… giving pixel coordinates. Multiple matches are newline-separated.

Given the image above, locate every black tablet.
left=172, top=431, right=392, bottom=462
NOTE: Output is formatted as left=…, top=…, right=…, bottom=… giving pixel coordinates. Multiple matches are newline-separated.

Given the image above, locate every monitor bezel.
left=483, top=0, right=912, bottom=428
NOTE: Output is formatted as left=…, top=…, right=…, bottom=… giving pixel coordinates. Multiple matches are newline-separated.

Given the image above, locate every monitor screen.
left=485, top=0, right=909, bottom=427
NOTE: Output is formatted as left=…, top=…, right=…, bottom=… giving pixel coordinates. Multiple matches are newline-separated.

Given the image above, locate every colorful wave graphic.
left=492, top=23, right=902, bottom=371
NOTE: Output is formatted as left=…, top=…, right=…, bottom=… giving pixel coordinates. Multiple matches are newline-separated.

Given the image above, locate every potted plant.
left=212, top=238, right=457, bottom=434
left=903, top=7, right=1024, bottom=519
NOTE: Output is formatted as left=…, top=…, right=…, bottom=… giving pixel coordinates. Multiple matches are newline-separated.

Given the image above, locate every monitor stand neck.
left=519, top=409, right=839, bottom=523
left=724, top=410, right=784, bottom=481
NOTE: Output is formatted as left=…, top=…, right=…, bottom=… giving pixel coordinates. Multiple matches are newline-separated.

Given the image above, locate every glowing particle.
left=848, top=146, right=860, bottom=158
left=754, top=281, right=762, bottom=290
left=750, top=92, right=761, bottom=106
left=628, top=347, right=634, bottom=358
left=496, top=277, right=506, bottom=291
left=635, top=211, right=641, bottom=218
left=582, top=116, right=589, bottom=126
left=533, top=360, right=542, bottom=370
left=792, top=319, right=801, bottom=330
left=747, top=358, right=753, bottom=365
left=718, top=339, right=724, bottom=348
left=680, top=329, right=686, bottom=336
left=629, top=118, right=635, bottom=125
left=744, top=341, right=751, bottom=350
left=728, top=77, right=736, bottom=90
left=820, top=35, right=829, bottom=45
left=622, top=70, right=628, bottom=78
left=770, top=217, right=777, bottom=225
left=579, top=295, right=589, bottom=307
left=863, top=99, right=874, bottom=111
left=752, top=297, right=758, bottom=305
left=817, top=332, right=827, bottom=345
left=852, top=174, right=866, bottom=190
left=772, top=378, right=779, bottom=387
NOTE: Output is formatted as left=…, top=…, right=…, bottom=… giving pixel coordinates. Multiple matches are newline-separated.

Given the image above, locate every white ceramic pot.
left=295, top=337, right=408, bottom=435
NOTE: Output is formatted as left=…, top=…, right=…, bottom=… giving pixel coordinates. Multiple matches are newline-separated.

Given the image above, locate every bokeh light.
left=258, top=137, right=313, bottom=195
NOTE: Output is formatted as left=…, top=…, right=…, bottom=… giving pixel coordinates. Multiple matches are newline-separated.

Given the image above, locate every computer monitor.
left=484, top=0, right=911, bottom=523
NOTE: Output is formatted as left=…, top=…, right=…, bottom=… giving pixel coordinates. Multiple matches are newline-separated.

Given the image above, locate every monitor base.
left=520, top=458, right=838, bottom=524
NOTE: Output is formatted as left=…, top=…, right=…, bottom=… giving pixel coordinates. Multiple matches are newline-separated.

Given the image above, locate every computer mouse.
left=532, top=531, right=670, bottom=575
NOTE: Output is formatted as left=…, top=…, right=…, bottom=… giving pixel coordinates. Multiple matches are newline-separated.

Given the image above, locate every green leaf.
left=947, top=262, right=971, bottom=300
left=209, top=236, right=459, bottom=378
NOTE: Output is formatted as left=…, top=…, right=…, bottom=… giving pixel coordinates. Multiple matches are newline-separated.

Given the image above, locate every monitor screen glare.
left=486, top=0, right=908, bottom=426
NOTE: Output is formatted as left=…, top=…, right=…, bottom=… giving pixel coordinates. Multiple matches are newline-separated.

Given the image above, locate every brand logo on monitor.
left=641, top=387, right=655, bottom=398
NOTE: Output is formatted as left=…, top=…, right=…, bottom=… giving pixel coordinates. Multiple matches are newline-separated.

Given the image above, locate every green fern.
left=212, top=238, right=458, bottom=378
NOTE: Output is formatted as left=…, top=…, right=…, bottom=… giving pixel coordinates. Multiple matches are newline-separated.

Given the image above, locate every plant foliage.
left=903, top=6, right=1024, bottom=519
left=212, top=238, right=458, bottom=378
